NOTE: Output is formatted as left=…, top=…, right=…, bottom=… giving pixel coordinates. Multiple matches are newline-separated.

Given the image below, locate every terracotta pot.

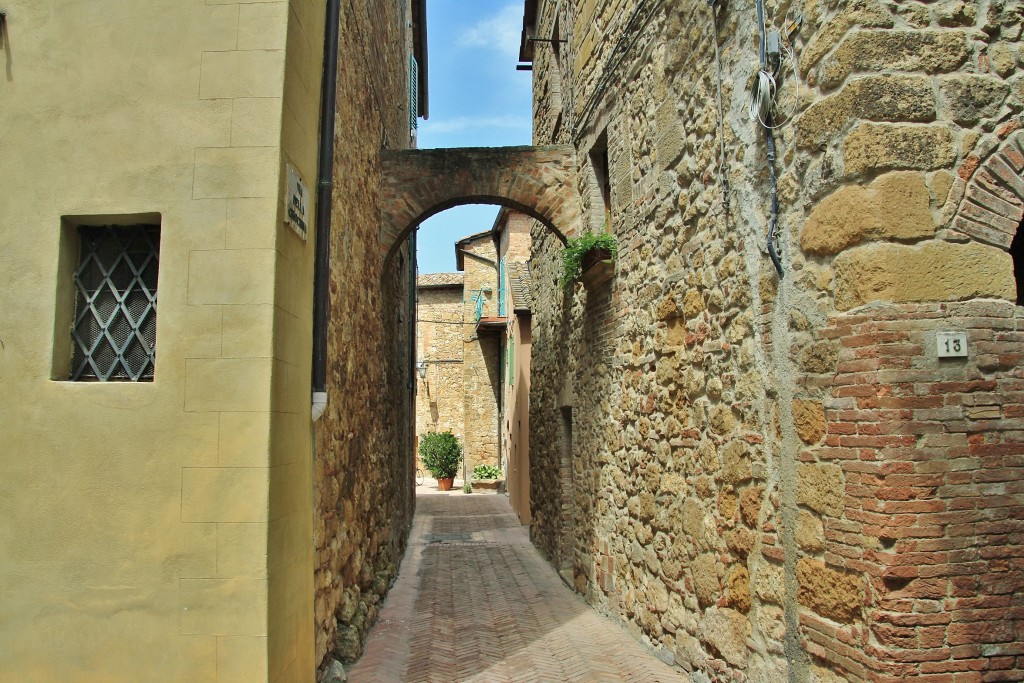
left=437, top=477, right=455, bottom=491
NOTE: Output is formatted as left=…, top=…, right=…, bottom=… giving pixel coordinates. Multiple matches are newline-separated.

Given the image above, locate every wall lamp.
left=416, top=360, right=427, bottom=380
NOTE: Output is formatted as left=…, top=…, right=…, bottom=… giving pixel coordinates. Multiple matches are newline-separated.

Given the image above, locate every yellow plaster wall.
left=0, top=1, right=317, bottom=681
left=268, top=0, right=325, bottom=681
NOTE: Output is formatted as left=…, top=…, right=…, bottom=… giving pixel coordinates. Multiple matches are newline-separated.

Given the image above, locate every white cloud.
left=422, top=115, right=531, bottom=135
left=458, top=4, right=523, bottom=57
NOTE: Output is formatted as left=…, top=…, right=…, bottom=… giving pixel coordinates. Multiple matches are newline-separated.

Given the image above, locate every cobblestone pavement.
left=347, top=486, right=689, bottom=683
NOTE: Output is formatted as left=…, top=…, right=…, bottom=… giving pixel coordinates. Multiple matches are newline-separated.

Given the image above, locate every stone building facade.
left=312, top=0, right=423, bottom=671
left=415, top=273, right=466, bottom=455
left=458, top=231, right=505, bottom=475
left=523, top=1, right=1024, bottom=682
left=413, top=211, right=533, bottom=510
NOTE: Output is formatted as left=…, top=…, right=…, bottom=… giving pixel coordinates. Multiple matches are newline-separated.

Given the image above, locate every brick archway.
left=380, top=145, right=581, bottom=264
left=951, top=129, right=1024, bottom=250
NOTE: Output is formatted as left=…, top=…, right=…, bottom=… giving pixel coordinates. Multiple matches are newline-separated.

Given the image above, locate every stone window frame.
left=52, top=213, right=162, bottom=382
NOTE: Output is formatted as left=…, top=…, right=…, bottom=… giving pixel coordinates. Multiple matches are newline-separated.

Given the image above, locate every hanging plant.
left=559, top=231, right=618, bottom=290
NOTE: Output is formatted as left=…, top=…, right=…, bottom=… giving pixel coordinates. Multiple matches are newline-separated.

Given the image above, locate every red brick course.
left=807, top=301, right=1024, bottom=682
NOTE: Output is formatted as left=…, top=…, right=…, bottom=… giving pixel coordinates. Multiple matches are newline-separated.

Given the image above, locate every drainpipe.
left=311, top=0, right=341, bottom=422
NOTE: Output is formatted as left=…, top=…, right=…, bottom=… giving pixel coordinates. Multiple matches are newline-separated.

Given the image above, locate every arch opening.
left=384, top=195, right=568, bottom=270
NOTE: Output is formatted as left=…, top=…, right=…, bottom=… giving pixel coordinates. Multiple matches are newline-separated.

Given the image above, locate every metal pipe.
left=311, top=0, right=342, bottom=419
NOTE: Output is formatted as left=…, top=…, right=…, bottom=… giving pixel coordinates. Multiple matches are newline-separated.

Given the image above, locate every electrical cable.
left=708, top=0, right=730, bottom=212
left=754, top=0, right=784, bottom=279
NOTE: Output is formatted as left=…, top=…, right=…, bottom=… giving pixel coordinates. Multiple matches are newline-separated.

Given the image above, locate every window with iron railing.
left=69, top=224, right=160, bottom=381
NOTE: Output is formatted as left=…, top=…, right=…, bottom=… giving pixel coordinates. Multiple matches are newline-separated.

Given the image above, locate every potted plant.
left=559, top=230, right=618, bottom=290
left=418, top=431, right=463, bottom=491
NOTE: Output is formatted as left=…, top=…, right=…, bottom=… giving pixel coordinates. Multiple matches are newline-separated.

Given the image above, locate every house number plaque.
left=936, top=331, right=968, bottom=358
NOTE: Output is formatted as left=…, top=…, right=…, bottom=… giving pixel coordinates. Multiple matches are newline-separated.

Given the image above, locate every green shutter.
left=498, top=257, right=507, bottom=317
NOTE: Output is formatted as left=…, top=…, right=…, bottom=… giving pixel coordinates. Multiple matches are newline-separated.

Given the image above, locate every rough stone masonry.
left=525, top=1, right=1024, bottom=682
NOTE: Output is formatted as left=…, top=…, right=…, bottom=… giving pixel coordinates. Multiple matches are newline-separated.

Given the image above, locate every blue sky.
left=415, top=1, right=533, bottom=274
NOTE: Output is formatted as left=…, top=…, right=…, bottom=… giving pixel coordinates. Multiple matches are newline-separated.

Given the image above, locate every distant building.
left=414, top=209, right=532, bottom=522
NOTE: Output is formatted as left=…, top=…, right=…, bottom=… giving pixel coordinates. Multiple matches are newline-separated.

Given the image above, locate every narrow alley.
left=346, top=488, right=688, bottom=683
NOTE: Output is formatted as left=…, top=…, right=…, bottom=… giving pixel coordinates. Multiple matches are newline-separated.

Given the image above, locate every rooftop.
left=417, top=272, right=464, bottom=288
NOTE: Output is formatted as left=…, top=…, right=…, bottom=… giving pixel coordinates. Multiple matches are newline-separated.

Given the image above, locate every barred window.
left=70, top=224, right=160, bottom=381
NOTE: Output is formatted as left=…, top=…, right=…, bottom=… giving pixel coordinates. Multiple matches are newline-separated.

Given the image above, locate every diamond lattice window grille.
left=70, top=225, right=160, bottom=381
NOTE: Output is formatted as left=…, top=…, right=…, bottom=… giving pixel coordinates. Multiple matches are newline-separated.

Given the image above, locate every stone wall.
left=462, top=236, right=503, bottom=473
left=528, top=1, right=1024, bottom=682
left=313, top=0, right=418, bottom=671
left=416, top=280, right=466, bottom=449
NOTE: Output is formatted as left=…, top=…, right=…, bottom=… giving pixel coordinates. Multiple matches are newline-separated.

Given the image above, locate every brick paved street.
left=347, top=487, right=689, bottom=683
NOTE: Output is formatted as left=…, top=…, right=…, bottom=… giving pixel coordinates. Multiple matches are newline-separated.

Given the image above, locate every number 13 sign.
left=936, top=331, right=968, bottom=358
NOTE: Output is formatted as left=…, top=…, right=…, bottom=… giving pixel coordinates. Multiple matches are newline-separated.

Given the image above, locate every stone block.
left=739, top=486, right=763, bottom=528
left=692, top=553, right=720, bottom=608
left=237, top=3, right=289, bottom=51
left=683, top=497, right=704, bottom=538
left=798, top=171, right=937, bottom=255
left=722, top=440, right=752, bottom=484
left=220, top=411, right=271, bottom=467
left=820, top=30, right=968, bottom=90
left=193, top=147, right=280, bottom=199
left=800, top=341, right=839, bottom=374
left=185, top=358, right=273, bottom=413
left=754, top=563, right=784, bottom=604
left=217, top=523, right=268, bottom=578
left=796, top=510, right=826, bottom=553
left=217, top=636, right=269, bottom=683
left=939, top=74, right=1010, bottom=124
left=832, top=240, right=1015, bottom=310
left=221, top=304, right=275, bottom=358
left=180, top=577, right=268, bottom=635
left=700, top=607, right=750, bottom=667
left=232, top=98, right=284, bottom=148
left=800, top=1, right=893, bottom=72
left=843, top=124, right=955, bottom=177
left=797, top=462, right=845, bottom=517
left=798, top=76, right=936, bottom=150
left=796, top=558, right=864, bottom=624
left=187, top=248, right=276, bottom=305
left=726, top=566, right=751, bottom=613
left=199, top=50, right=286, bottom=100
left=182, top=467, right=269, bottom=524
left=792, top=399, right=827, bottom=445
left=726, top=527, right=755, bottom=558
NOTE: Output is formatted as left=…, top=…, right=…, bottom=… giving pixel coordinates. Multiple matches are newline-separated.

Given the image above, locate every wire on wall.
left=707, top=0, right=730, bottom=214
left=752, top=0, right=786, bottom=279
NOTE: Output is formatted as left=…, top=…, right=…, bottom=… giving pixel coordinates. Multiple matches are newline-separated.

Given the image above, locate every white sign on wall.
left=936, top=331, right=968, bottom=358
left=286, top=164, right=309, bottom=241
